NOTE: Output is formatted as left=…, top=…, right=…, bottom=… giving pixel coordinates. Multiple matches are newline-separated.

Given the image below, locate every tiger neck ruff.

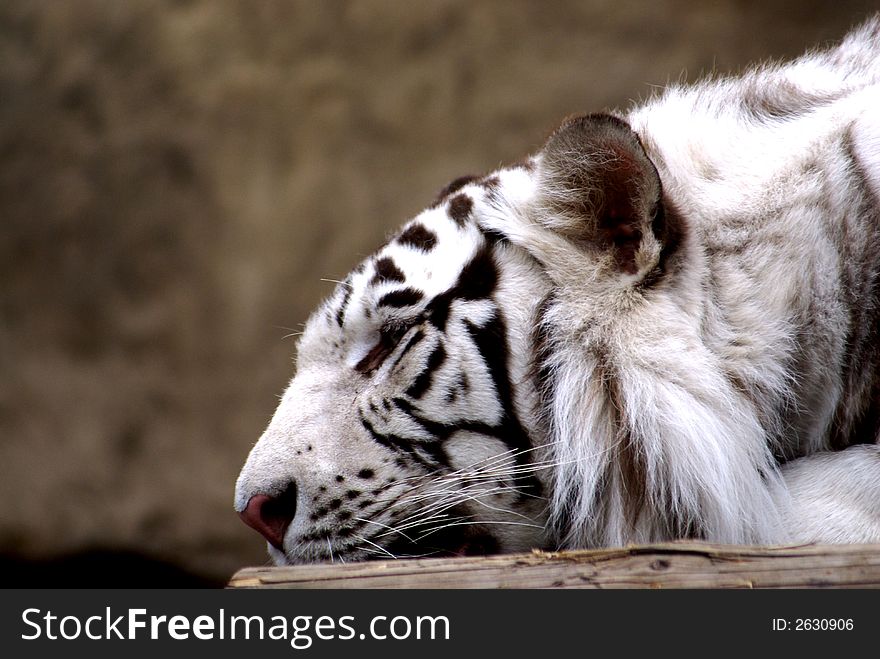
left=236, top=17, right=880, bottom=564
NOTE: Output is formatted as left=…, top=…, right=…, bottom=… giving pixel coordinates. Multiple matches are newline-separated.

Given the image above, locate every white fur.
left=236, top=17, right=880, bottom=564
left=779, top=446, right=880, bottom=544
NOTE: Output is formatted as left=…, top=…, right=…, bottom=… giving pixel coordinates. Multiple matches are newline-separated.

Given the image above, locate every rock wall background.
left=1, top=0, right=874, bottom=585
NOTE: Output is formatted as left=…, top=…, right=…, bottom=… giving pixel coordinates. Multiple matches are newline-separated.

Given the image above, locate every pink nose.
left=239, top=485, right=298, bottom=551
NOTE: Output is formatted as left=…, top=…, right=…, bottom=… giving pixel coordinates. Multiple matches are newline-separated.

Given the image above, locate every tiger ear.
left=536, top=113, right=666, bottom=277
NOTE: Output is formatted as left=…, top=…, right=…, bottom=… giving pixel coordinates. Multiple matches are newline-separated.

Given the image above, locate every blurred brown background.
left=1, top=0, right=875, bottom=586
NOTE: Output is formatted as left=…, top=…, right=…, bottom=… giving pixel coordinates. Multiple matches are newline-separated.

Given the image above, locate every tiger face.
left=234, top=165, right=556, bottom=564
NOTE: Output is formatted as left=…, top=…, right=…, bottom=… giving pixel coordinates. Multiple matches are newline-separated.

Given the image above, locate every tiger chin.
left=235, top=17, right=880, bottom=565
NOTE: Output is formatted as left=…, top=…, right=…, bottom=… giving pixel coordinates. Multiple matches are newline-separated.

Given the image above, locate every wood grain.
left=228, top=542, right=880, bottom=589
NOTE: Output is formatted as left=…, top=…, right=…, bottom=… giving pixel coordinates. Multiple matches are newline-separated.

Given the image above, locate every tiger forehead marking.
left=326, top=179, right=503, bottom=342
left=329, top=200, right=480, bottom=330
left=237, top=17, right=880, bottom=564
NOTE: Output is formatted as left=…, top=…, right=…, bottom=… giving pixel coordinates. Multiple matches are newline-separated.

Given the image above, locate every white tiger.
left=235, top=17, right=880, bottom=564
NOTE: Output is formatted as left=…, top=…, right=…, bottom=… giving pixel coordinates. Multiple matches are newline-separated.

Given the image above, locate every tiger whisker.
left=368, top=475, right=545, bottom=531
left=395, top=493, right=530, bottom=536
left=389, top=488, right=483, bottom=521
left=355, top=522, right=468, bottom=559
left=390, top=465, right=553, bottom=508
left=380, top=547, right=449, bottom=560
left=403, top=521, right=474, bottom=542
left=369, top=445, right=578, bottom=508
left=392, top=496, right=541, bottom=537
left=354, top=534, right=399, bottom=560
left=414, top=519, right=545, bottom=542
left=440, top=483, right=544, bottom=517
left=389, top=484, right=533, bottom=531
left=432, top=451, right=595, bottom=487
left=377, top=507, right=490, bottom=538
left=352, top=517, right=416, bottom=543
left=467, top=492, right=540, bottom=521
left=282, top=540, right=305, bottom=565
left=461, top=450, right=610, bottom=477
left=398, top=515, right=472, bottom=540
left=421, top=448, right=621, bottom=492
left=377, top=512, right=463, bottom=537
left=434, top=441, right=565, bottom=479
left=320, top=277, right=352, bottom=288
left=389, top=477, right=533, bottom=509
left=362, top=446, right=622, bottom=545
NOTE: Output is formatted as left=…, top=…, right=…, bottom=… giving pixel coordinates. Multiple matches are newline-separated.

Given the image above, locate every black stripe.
left=456, top=246, right=497, bottom=300
left=335, top=282, right=353, bottom=326
left=425, top=246, right=498, bottom=331
left=532, top=294, right=556, bottom=407
left=478, top=225, right=510, bottom=246
left=448, top=193, right=473, bottom=227
left=433, top=174, right=481, bottom=206
left=360, top=414, right=448, bottom=469
left=389, top=328, right=426, bottom=373
left=740, top=82, right=839, bottom=124
left=378, top=287, right=424, bottom=308
left=828, top=129, right=880, bottom=449
left=405, top=344, right=447, bottom=399
left=444, top=372, right=469, bottom=404
left=464, top=317, right=512, bottom=414
left=360, top=416, right=395, bottom=451
left=425, top=294, right=452, bottom=332
left=392, top=397, right=445, bottom=438
left=396, top=224, right=438, bottom=251
left=463, top=314, right=541, bottom=498
left=359, top=244, right=540, bottom=498
left=371, top=257, right=406, bottom=285
left=413, top=441, right=452, bottom=469
left=481, top=175, right=500, bottom=192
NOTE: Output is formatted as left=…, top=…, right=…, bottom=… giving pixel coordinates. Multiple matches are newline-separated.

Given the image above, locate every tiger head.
left=235, top=114, right=680, bottom=563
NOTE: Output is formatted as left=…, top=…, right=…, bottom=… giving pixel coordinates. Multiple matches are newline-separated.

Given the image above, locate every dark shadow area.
left=0, top=550, right=226, bottom=589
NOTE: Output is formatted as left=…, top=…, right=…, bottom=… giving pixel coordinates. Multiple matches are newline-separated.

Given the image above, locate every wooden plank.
left=227, top=542, right=880, bottom=589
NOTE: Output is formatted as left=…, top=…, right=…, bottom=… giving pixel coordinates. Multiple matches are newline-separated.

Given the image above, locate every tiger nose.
left=238, top=482, right=298, bottom=551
